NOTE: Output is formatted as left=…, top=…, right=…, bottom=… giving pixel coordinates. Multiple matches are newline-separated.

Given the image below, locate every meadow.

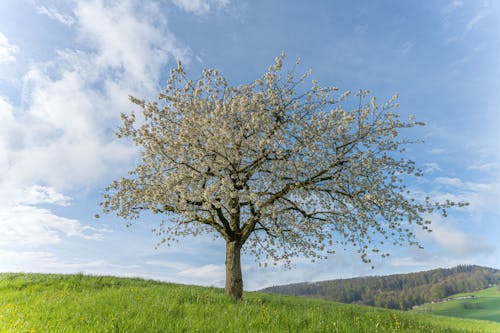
left=413, top=287, right=500, bottom=323
left=0, top=273, right=499, bottom=333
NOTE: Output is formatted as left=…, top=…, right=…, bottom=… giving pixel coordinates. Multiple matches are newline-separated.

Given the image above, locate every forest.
left=261, top=265, right=500, bottom=310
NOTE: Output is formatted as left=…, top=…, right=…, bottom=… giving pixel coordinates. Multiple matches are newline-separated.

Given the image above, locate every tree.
left=101, top=53, right=460, bottom=300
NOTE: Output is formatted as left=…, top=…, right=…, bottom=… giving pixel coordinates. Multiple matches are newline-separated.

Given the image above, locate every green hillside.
left=413, top=287, right=500, bottom=323
left=261, top=265, right=500, bottom=310
left=0, top=273, right=499, bottom=332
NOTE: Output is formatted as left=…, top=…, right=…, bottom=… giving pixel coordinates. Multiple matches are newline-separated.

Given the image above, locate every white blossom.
left=101, top=53, right=462, bottom=267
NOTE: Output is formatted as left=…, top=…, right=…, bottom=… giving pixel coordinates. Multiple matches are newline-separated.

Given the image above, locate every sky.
left=0, top=0, right=499, bottom=291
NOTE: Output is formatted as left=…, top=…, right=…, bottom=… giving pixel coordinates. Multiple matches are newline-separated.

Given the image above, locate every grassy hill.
left=261, top=265, right=500, bottom=310
left=413, top=286, right=500, bottom=323
left=1, top=273, right=500, bottom=332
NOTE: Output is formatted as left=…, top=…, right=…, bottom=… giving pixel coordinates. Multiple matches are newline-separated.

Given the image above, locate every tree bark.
left=225, top=240, right=243, bottom=300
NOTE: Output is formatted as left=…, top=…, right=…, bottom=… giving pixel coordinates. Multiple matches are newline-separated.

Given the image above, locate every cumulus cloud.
left=442, top=0, right=464, bottom=15
left=0, top=250, right=58, bottom=272
left=0, top=0, right=188, bottom=253
left=2, top=0, right=188, bottom=193
left=467, top=162, right=497, bottom=171
left=435, top=177, right=463, bottom=187
left=397, top=41, right=414, bottom=56
left=441, top=0, right=494, bottom=43
left=388, top=217, right=495, bottom=271
left=18, top=185, right=72, bottom=206
left=0, top=96, right=20, bottom=154
left=75, top=0, right=186, bottom=88
left=0, top=204, right=108, bottom=246
left=465, top=13, right=486, bottom=32
left=177, top=264, right=225, bottom=285
left=407, top=212, right=495, bottom=263
left=0, top=32, right=18, bottom=64
left=423, top=162, right=441, bottom=173
left=0, top=184, right=96, bottom=249
left=0, top=249, right=141, bottom=274
left=36, top=5, right=75, bottom=26
left=427, top=219, right=495, bottom=258
left=429, top=148, right=446, bottom=154
left=433, top=176, right=500, bottom=214
left=172, top=0, right=230, bottom=16
left=389, top=254, right=471, bottom=268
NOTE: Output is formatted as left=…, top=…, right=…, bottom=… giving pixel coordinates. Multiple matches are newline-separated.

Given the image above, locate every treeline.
left=261, top=265, right=500, bottom=310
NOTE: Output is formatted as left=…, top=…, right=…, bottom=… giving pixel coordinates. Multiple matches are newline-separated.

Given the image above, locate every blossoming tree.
left=101, top=54, right=459, bottom=300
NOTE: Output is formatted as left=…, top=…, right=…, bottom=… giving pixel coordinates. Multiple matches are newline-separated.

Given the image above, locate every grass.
left=413, top=286, right=500, bottom=323
left=0, top=273, right=499, bottom=332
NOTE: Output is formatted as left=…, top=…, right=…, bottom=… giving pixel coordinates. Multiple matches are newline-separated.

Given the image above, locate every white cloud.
left=144, top=259, right=192, bottom=270
left=173, top=0, right=210, bottom=15
left=429, top=148, right=446, bottom=154
left=0, top=248, right=221, bottom=286
left=441, top=0, right=464, bottom=32
left=467, top=162, right=497, bottom=171
left=177, top=264, right=225, bottom=285
left=36, top=5, right=75, bottom=26
left=0, top=96, right=20, bottom=153
left=433, top=176, right=500, bottom=213
left=389, top=254, right=472, bottom=268
left=0, top=0, right=188, bottom=255
left=419, top=215, right=495, bottom=258
left=0, top=184, right=91, bottom=250
left=1, top=0, right=188, bottom=193
left=18, top=185, right=72, bottom=206
left=0, top=250, right=58, bottom=271
left=435, top=177, right=463, bottom=187
left=141, top=259, right=227, bottom=286
left=0, top=32, right=18, bottom=64
left=442, top=0, right=464, bottom=15
left=75, top=0, right=187, bottom=88
left=0, top=205, right=107, bottom=246
left=398, top=41, right=414, bottom=56
left=466, top=13, right=486, bottom=32
left=0, top=249, right=140, bottom=275
left=423, top=162, right=441, bottom=173
left=441, top=1, right=494, bottom=43
left=172, top=0, right=229, bottom=16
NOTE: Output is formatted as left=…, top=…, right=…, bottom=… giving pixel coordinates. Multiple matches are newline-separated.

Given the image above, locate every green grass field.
left=413, top=287, right=500, bottom=323
left=0, top=273, right=499, bottom=333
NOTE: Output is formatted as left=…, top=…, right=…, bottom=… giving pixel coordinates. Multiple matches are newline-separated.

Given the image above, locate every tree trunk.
left=225, top=240, right=243, bottom=300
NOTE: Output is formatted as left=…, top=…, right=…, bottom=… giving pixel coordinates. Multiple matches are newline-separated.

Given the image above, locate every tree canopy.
left=101, top=53, right=461, bottom=299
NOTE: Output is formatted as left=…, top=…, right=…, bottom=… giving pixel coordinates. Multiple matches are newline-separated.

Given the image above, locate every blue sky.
left=0, top=0, right=499, bottom=290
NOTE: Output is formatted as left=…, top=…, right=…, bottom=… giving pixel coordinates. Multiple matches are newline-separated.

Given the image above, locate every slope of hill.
left=1, top=273, right=500, bottom=332
left=413, top=286, right=500, bottom=323
left=261, top=265, right=500, bottom=310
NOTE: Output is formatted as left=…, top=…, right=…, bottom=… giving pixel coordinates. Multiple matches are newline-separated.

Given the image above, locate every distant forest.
left=261, top=265, right=500, bottom=310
